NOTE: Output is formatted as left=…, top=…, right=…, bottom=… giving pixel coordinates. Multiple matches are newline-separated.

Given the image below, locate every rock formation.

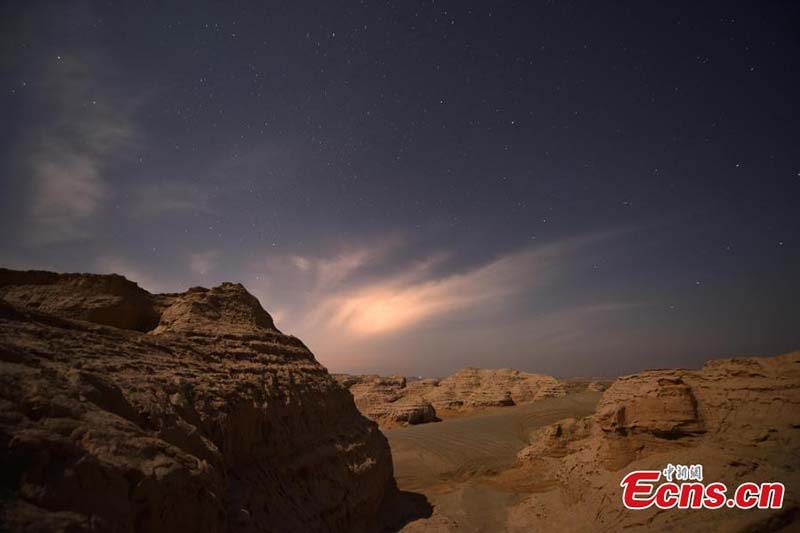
left=509, top=352, right=800, bottom=531
left=0, top=269, right=160, bottom=331
left=560, top=377, right=613, bottom=394
left=423, top=367, right=566, bottom=414
left=337, top=367, right=566, bottom=428
left=333, top=375, right=438, bottom=429
left=585, top=380, right=608, bottom=392
left=0, top=268, right=397, bottom=532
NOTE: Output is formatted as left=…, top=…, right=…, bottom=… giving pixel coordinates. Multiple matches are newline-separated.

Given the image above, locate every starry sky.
left=1, top=1, right=798, bottom=377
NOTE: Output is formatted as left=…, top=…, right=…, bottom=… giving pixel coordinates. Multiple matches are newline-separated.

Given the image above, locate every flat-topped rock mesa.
left=425, top=367, right=567, bottom=413
left=509, top=351, right=800, bottom=532
left=335, top=367, right=566, bottom=429
left=0, top=268, right=397, bottom=532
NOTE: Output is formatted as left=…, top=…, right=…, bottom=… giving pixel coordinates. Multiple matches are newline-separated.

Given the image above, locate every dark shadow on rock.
left=378, top=490, right=433, bottom=532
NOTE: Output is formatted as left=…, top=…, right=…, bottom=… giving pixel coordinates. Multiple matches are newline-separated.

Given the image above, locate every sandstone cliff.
left=424, top=367, right=566, bottom=414
left=508, top=352, right=800, bottom=531
left=0, top=268, right=397, bottom=532
left=336, top=367, right=566, bottom=429
left=333, top=375, right=438, bottom=430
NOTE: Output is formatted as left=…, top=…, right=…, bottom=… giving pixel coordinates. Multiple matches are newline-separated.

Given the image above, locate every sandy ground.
left=386, top=392, right=601, bottom=531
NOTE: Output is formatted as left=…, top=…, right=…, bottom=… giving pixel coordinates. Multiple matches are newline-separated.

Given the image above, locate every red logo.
left=621, top=466, right=784, bottom=510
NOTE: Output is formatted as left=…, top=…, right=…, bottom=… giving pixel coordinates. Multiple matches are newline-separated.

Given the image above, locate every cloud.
left=28, top=148, right=107, bottom=243
left=335, top=300, right=646, bottom=376
left=87, top=230, right=639, bottom=375
left=130, top=182, right=215, bottom=218
left=310, top=250, right=544, bottom=336
left=247, top=237, right=401, bottom=301
left=189, top=250, right=219, bottom=277
left=23, top=54, right=138, bottom=244
left=245, top=231, right=629, bottom=350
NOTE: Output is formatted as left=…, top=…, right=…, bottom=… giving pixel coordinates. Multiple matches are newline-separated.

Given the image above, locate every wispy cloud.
left=86, top=229, right=640, bottom=374
left=189, top=250, right=219, bottom=277
left=130, top=182, right=215, bottom=218
left=342, top=301, right=646, bottom=377
left=23, top=54, right=138, bottom=244
left=246, top=235, right=401, bottom=302
left=308, top=248, right=548, bottom=336
left=243, top=230, right=635, bottom=371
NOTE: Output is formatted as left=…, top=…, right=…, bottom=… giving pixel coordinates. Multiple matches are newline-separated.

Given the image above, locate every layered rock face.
left=510, top=352, right=800, bottom=531
left=0, top=269, right=396, bottom=532
left=333, top=375, right=438, bottom=430
left=337, top=367, right=566, bottom=429
left=585, top=380, right=608, bottom=392
left=424, top=367, right=566, bottom=414
left=0, top=269, right=160, bottom=331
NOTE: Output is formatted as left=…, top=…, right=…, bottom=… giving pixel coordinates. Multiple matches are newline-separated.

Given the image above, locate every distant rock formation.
left=336, top=367, right=566, bottom=429
left=585, top=380, right=608, bottom=392
left=510, top=352, right=800, bottom=531
left=425, top=367, right=566, bottom=413
left=559, top=377, right=613, bottom=394
left=0, top=268, right=397, bottom=532
left=333, top=375, right=438, bottom=429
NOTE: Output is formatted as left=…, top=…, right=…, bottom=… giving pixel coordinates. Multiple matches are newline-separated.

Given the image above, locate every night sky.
left=1, top=1, right=798, bottom=377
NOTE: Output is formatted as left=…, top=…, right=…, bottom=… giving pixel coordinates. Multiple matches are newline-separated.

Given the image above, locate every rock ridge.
left=336, top=367, right=566, bottom=429
left=508, top=351, right=800, bottom=531
left=0, top=268, right=397, bottom=532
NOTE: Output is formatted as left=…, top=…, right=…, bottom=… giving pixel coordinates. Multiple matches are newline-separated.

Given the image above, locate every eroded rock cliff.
left=333, top=375, right=438, bottom=429
left=336, top=367, right=566, bottom=429
left=425, top=367, right=566, bottom=414
left=0, top=268, right=397, bottom=532
left=509, top=352, right=800, bottom=531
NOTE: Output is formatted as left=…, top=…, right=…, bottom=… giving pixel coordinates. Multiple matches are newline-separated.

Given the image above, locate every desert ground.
left=387, top=392, right=601, bottom=531
left=1, top=269, right=798, bottom=532
left=370, top=350, right=800, bottom=532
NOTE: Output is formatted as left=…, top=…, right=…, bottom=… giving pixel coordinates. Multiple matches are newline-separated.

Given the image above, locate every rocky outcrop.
left=0, top=268, right=160, bottom=331
left=509, top=352, right=800, bottom=531
left=425, top=368, right=566, bottom=414
left=333, top=375, right=437, bottom=429
left=560, top=377, right=613, bottom=394
left=337, top=368, right=566, bottom=428
left=0, top=269, right=396, bottom=532
left=585, top=380, right=608, bottom=392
